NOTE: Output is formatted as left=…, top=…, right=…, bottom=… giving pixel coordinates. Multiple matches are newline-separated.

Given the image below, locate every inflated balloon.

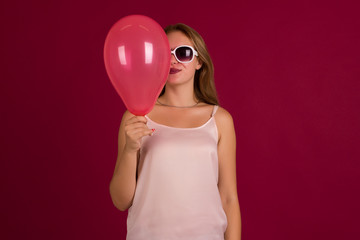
left=104, top=15, right=170, bottom=116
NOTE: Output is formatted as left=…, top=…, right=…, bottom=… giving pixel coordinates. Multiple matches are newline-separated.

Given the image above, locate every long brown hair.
left=159, top=23, right=220, bottom=106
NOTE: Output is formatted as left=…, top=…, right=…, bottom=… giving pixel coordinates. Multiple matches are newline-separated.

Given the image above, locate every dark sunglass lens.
left=176, top=47, right=193, bottom=62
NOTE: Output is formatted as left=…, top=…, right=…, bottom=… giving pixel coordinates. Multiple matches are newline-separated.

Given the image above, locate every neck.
left=157, top=99, right=199, bottom=108
left=159, top=82, right=198, bottom=107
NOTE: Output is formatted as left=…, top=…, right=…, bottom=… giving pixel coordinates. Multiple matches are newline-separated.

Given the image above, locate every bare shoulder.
left=123, top=109, right=135, bottom=118
left=122, top=109, right=135, bottom=118
left=121, top=109, right=137, bottom=124
left=214, top=106, right=235, bottom=140
left=214, top=106, right=234, bottom=124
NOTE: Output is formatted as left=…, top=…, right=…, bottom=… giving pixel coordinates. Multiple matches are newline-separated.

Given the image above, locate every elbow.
left=221, top=193, right=240, bottom=208
left=112, top=199, right=128, bottom=212
left=109, top=183, right=132, bottom=212
left=117, top=201, right=133, bottom=212
left=111, top=196, right=126, bottom=212
left=110, top=194, right=130, bottom=212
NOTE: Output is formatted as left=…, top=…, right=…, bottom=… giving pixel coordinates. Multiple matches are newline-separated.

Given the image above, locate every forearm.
left=109, top=149, right=138, bottom=211
left=223, top=200, right=242, bottom=240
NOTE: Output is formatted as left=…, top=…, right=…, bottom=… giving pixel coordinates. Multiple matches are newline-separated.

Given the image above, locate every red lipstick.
left=170, top=68, right=181, bottom=74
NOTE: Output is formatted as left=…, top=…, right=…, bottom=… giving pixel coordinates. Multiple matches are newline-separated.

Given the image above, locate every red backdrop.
left=1, top=0, right=359, bottom=239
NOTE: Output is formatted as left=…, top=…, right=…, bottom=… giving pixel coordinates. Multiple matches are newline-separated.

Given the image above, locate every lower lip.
left=170, top=69, right=181, bottom=74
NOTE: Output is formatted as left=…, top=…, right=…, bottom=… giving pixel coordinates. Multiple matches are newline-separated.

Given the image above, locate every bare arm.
left=109, top=110, right=152, bottom=211
left=216, top=107, right=242, bottom=240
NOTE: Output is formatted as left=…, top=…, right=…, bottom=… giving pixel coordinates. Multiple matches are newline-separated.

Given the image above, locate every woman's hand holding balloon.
left=123, top=116, right=154, bottom=153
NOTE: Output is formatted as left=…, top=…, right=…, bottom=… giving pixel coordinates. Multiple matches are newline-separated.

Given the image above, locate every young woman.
left=109, top=23, right=241, bottom=240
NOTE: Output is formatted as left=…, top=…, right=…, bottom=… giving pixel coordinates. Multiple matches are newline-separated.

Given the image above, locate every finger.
left=128, top=128, right=154, bottom=138
left=126, top=115, right=147, bottom=126
left=125, top=122, right=150, bottom=132
left=128, top=122, right=148, bottom=128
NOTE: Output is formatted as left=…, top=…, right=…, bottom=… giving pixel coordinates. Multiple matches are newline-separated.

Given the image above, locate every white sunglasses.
left=170, top=45, right=199, bottom=63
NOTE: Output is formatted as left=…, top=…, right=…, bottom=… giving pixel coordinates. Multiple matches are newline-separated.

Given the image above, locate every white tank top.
left=126, top=105, right=228, bottom=240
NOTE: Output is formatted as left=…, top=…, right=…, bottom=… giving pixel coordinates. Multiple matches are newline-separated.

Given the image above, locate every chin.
left=166, top=75, right=193, bottom=86
left=166, top=75, right=181, bottom=83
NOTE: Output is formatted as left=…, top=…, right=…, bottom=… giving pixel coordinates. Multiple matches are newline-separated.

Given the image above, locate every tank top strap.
left=211, top=105, right=219, bottom=117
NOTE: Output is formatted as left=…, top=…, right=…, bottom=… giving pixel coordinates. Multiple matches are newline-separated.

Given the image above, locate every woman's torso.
left=126, top=103, right=228, bottom=240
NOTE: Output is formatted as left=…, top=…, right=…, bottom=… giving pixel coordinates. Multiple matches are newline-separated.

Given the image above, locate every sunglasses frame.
left=170, top=45, right=199, bottom=63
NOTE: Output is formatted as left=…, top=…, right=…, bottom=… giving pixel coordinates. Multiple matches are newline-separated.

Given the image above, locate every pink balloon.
left=104, top=15, right=170, bottom=116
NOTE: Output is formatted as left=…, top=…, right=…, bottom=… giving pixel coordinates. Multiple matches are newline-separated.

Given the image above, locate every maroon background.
left=1, top=0, right=359, bottom=239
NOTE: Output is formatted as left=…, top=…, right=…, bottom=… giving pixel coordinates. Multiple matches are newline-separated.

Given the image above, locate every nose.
left=170, top=53, right=178, bottom=65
